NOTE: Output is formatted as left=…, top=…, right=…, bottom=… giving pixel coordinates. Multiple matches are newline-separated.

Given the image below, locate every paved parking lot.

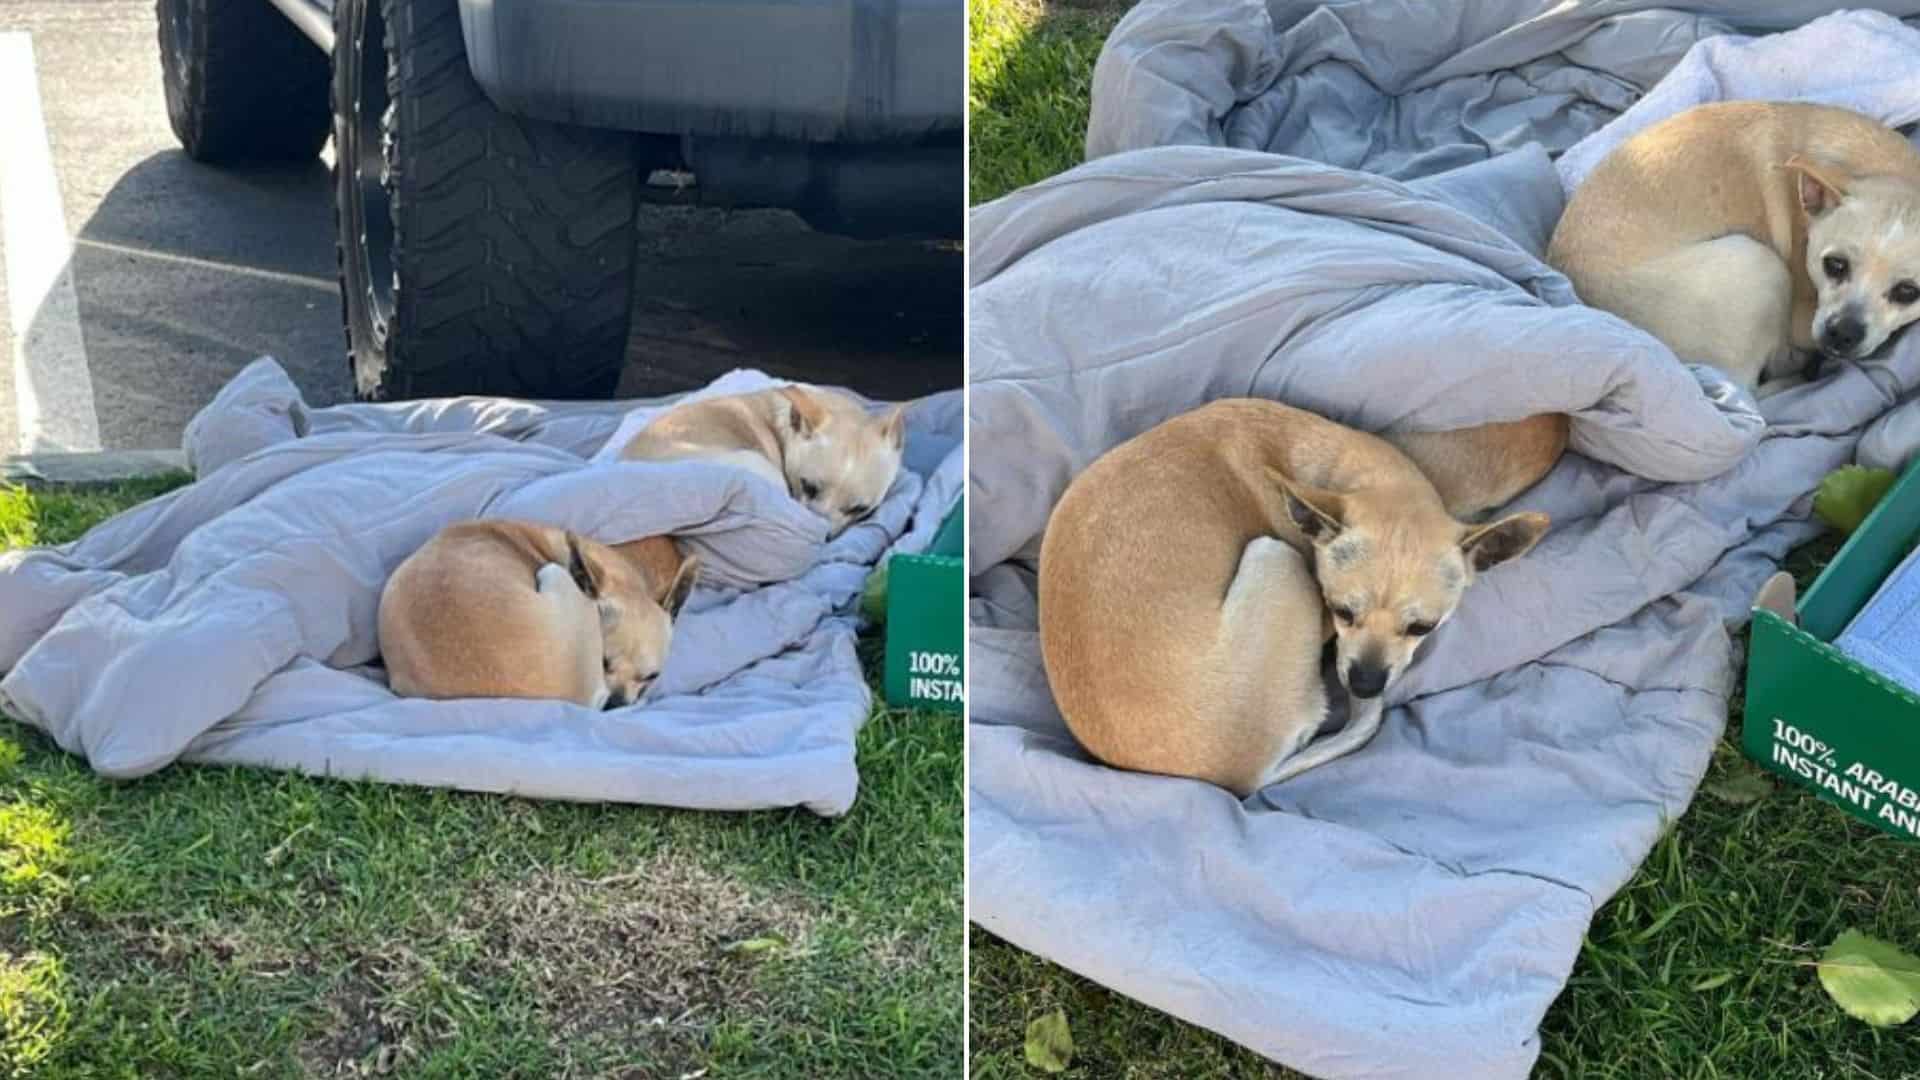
left=0, top=0, right=961, bottom=455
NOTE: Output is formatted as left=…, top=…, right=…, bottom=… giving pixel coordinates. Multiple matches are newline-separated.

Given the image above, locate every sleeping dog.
left=379, top=521, right=698, bottom=709
left=1039, top=400, right=1551, bottom=795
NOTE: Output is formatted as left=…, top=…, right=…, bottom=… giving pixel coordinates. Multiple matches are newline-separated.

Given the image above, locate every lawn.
left=969, top=0, right=1127, bottom=206
left=0, top=477, right=962, bottom=1078
left=967, top=2, right=1920, bottom=1077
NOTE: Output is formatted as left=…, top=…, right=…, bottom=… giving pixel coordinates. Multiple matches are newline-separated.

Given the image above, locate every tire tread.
left=158, top=0, right=330, bottom=162
left=333, top=0, right=639, bottom=399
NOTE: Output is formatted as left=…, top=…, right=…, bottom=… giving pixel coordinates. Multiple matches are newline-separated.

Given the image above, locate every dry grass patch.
left=106, top=916, right=299, bottom=977
left=299, top=947, right=444, bottom=1078
left=863, top=925, right=938, bottom=974
left=468, top=855, right=819, bottom=1039
left=298, top=853, right=821, bottom=1077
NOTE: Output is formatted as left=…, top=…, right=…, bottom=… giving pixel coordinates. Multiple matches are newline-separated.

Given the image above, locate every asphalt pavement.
left=0, top=0, right=961, bottom=455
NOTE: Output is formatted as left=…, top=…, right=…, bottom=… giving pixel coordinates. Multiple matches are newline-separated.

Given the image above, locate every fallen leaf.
left=1025, top=1007, right=1073, bottom=1073
left=1703, top=771, right=1773, bottom=805
left=722, top=935, right=787, bottom=956
left=861, top=562, right=890, bottom=624
left=1818, top=929, right=1920, bottom=1027
left=1814, top=466, right=1897, bottom=534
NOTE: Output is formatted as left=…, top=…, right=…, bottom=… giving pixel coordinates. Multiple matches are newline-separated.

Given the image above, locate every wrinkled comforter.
left=1, top=360, right=962, bottom=816
left=969, top=4, right=1920, bottom=1076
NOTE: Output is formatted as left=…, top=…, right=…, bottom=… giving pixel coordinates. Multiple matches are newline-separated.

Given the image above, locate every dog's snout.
left=604, top=690, right=630, bottom=711
left=1822, top=312, right=1866, bottom=354
left=1346, top=663, right=1388, bottom=699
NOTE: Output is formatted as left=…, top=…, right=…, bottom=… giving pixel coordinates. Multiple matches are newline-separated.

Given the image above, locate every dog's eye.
left=602, top=658, right=612, bottom=673
left=1405, top=621, right=1436, bottom=637
left=799, top=480, right=820, bottom=500
left=1824, top=255, right=1851, bottom=282
left=1332, top=606, right=1356, bottom=626
left=1893, top=281, right=1920, bottom=306
left=844, top=503, right=870, bottom=519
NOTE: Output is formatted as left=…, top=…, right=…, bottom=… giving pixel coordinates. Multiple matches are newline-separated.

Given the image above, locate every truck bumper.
left=455, top=0, right=963, bottom=144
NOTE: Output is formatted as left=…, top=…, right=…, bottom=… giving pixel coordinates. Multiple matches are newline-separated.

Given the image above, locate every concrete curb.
left=1, top=450, right=189, bottom=487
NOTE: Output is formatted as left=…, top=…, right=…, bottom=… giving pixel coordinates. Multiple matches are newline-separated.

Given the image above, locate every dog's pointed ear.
left=1784, top=154, right=1851, bottom=216
left=778, top=386, right=826, bottom=437
left=658, top=554, right=699, bottom=618
left=1269, top=469, right=1344, bottom=541
left=566, top=532, right=606, bottom=597
left=1459, top=511, right=1550, bottom=573
left=878, top=404, right=907, bottom=451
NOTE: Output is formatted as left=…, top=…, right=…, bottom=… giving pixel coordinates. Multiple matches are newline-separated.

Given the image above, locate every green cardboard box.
left=879, top=502, right=964, bottom=712
left=1745, top=460, right=1920, bottom=842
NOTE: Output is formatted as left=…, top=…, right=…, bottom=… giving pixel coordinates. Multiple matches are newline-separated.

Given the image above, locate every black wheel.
left=331, top=0, right=641, bottom=400
left=157, top=0, right=331, bottom=163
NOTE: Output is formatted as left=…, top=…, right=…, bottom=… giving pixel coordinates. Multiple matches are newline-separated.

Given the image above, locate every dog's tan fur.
left=1039, top=400, right=1550, bottom=796
left=379, top=521, right=697, bottom=709
left=1385, top=413, right=1569, bottom=521
left=619, top=386, right=905, bottom=537
left=1550, top=101, right=1920, bottom=391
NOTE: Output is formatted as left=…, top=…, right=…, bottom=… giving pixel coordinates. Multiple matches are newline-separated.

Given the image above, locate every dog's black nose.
left=1822, top=314, right=1866, bottom=354
left=1347, top=664, right=1388, bottom=699
left=604, top=691, right=629, bottom=711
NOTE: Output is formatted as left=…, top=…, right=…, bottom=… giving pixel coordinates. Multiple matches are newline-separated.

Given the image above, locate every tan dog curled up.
left=379, top=521, right=698, bottom=710
left=1549, top=101, right=1920, bottom=392
left=1039, top=400, right=1550, bottom=796
left=619, top=385, right=906, bottom=537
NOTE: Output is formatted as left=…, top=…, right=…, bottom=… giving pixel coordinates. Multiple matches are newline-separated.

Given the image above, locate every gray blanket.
left=970, top=3, right=1920, bottom=1077
left=0, top=360, right=962, bottom=816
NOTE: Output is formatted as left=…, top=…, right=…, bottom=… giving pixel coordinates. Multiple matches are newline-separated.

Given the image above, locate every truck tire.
left=332, top=0, right=641, bottom=400
left=157, top=0, right=331, bottom=163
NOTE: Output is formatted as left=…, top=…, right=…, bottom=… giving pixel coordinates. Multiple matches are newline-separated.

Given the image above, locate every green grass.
left=967, top=3, right=1920, bottom=1075
left=969, top=0, right=1128, bottom=205
left=0, top=478, right=961, bottom=1078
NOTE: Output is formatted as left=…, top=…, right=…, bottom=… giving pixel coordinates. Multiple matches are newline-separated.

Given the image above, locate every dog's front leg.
left=1255, top=696, right=1387, bottom=789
